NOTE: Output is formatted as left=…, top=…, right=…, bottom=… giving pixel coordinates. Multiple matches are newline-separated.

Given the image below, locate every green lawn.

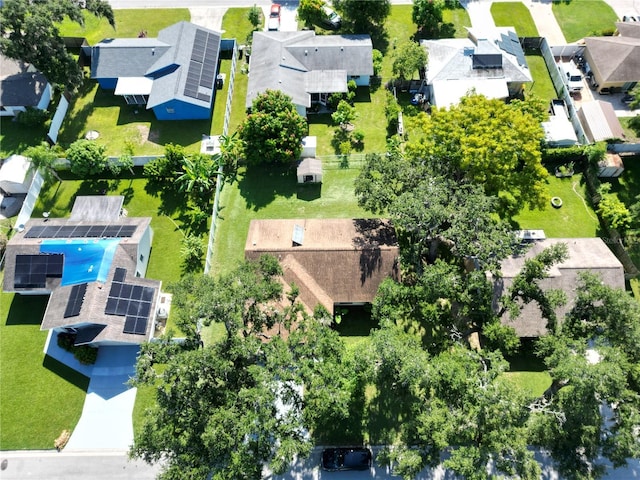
left=0, top=117, right=50, bottom=158
left=56, top=80, right=213, bottom=156
left=58, top=9, right=190, bottom=45
left=525, top=55, right=558, bottom=102
left=491, top=2, right=539, bottom=37
left=552, top=0, right=618, bottom=42
left=620, top=117, right=640, bottom=143
left=443, top=7, right=472, bottom=38
left=0, top=290, right=89, bottom=449
left=513, top=173, right=600, bottom=237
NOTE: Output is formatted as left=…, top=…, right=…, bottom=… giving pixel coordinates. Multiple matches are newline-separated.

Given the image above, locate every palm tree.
left=23, top=142, right=62, bottom=182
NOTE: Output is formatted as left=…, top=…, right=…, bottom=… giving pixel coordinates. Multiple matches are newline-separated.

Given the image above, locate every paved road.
left=0, top=451, right=162, bottom=480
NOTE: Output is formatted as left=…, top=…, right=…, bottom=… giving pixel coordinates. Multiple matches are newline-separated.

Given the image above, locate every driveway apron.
left=64, top=346, right=139, bottom=451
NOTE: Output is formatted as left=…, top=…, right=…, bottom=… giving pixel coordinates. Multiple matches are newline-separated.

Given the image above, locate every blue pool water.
left=40, top=239, right=120, bottom=286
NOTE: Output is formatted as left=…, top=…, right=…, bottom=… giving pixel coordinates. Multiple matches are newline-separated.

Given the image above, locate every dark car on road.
left=321, top=447, right=372, bottom=471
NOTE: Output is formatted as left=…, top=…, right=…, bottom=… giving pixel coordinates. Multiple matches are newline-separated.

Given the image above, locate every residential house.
left=244, top=218, right=399, bottom=314
left=494, top=238, right=625, bottom=337
left=0, top=54, right=52, bottom=117
left=91, top=21, right=232, bottom=121
left=246, top=31, right=373, bottom=117
left=583, top=22, right=640, bottom=94
left=421, top=27, right=532, bottom=108
left=2, top=196, right=161, bottom=346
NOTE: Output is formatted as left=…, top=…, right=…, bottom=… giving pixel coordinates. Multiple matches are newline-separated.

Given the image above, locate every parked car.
left=321, top=4, right=342, bottom=29
left=622, top=15, right=638, bottom=22
left=559, top=60, right=583, bottom=94
left=322, top=447, right=372, bottom=471
left=268, top=3, right=281, bottom=31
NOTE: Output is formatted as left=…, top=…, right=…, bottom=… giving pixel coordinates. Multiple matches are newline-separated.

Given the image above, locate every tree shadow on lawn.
left=5, top=294, right=48, bottom=326
left=237, top=164, right=297, bottom=211
left=365, top=383, right=412, bottom=444
left=43, top=355, right=90, bottom=390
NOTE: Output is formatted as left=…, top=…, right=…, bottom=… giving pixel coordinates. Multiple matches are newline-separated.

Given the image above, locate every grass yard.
left=0, top=290, right=89, bottom=449
left=0, top=117, right=50, bottom=158
left=552, top=0, right=618, bottom=43
left=525, top=55, right=559, bottom=102
left=513, top=173, right=599, bottom=237
left=58, top=9, right=190, bottom=45
left=491, top=2, right=539, bottom=37
left=442, top=7, right=472, bottom=38
left=212, top=8, right=253, bottom=134
left=56, top=80, right=213, bottom=156
left=620, top=117, right=640, bottom=143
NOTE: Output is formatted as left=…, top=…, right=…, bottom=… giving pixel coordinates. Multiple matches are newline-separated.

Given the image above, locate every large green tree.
left=392, top=41, right=428, bottom=81
left=0, top=0, right=115, bottom=91
left=132, top=256, right=350, bottom=479
left=239, top=90, right=308, bottom=165
left=406, top=94, right=549, bottom=217
left=333, top=0, right=390, bottom=32
left=412, top=0, right=444, bottom=38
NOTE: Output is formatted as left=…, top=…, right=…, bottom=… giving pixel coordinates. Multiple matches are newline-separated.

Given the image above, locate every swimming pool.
left=40, top=239, right=120, bottom=286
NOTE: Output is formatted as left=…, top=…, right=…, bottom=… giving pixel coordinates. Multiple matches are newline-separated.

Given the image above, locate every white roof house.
left=0, top=154, right=34, bottom=194
left=421, top=28, right=532, bottom=108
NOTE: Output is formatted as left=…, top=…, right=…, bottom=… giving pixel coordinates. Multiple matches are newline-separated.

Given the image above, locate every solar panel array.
left=184, top=28, right=218, bottom=103
left=14, top=254, right=63, bottom=289
left=498, top=32, right=527, bottom=67
left=105, top=268, right=156, bottom=335
left=64, top=283, right=88, bottom=318
left=25, top=224, right=137, bottom=239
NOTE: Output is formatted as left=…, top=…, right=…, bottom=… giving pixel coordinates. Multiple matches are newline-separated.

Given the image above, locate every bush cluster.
left=57, top=332, right=98, bottom=365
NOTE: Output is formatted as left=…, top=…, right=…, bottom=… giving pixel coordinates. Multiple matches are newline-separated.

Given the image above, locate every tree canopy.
left=239, top=90, right=308, bottom=165
left=392, top=41, right=428, bottom=81
left=131, top=256, right=351, bottom=479
left=406, top=94, right=549, bottom=217
left=0, top=0, right=115, bottom=91
left=334, top=0, right=390, bottom=32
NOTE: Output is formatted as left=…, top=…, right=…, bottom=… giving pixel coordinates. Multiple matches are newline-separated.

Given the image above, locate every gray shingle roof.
left=90, top=38, right=171, bottom=78
left=0, top=54, right=48, bottom=108
left=2, top=196, right=160, bottom=345
left=91, top=21, right=222, bottom=110
left=247, top=31, right=373, bottom=109
left=495, top=238, right=625, bottom=337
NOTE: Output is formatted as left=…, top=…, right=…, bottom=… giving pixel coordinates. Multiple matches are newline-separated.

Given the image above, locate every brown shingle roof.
left=496, top=238, right=624, bottom=337
left=584, top=35, right=640, bottom=84
left=245, top=219, right=399, bottom=314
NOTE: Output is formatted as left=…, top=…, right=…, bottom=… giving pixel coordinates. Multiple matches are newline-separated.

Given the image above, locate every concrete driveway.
left=64, top=346, right=139, bottom=451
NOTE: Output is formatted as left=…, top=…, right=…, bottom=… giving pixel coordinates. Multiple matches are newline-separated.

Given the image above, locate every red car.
left=268, top=4, right=281, bottom=31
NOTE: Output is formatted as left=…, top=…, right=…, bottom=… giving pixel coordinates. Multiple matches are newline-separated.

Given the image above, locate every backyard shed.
left=297, top=158, right=323, bottom=184
left=598, top=152, right=624, bottom=178
left=0, top=154, right=33, bottom=194
left=577, top=100, right=625, bottom=143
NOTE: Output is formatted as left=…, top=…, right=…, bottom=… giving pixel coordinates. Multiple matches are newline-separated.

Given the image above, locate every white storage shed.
left=0, top=154, right=33, bottom=194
